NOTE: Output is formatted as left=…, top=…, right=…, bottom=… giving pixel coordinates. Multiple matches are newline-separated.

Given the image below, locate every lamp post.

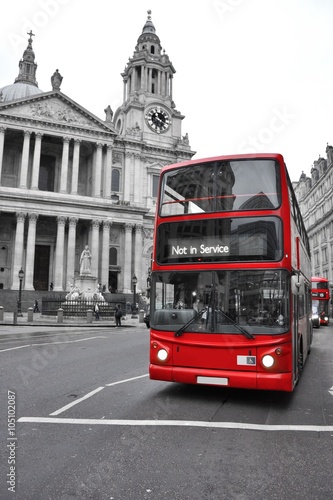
left=146, top=268, right=151, bottom=299
left=131, top=274, right=138, bottom=318
left=17, top=268, right=24, bottom=317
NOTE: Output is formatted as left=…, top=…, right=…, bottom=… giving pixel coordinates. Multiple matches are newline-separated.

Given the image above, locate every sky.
left=1, top=0, right=333, bottom=182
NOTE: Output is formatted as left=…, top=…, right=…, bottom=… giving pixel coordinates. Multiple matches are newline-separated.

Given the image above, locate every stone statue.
left=104, top=105, right=113, bottom=122
left=51, top=69, right=63, bottom=91
left=80, top=245, right=92, bottom=275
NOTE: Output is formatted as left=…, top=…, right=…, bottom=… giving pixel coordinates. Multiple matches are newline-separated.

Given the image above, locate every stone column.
left=123, top=78, right=127, bottom=102
left=11, top=212, right=26, bottom=290
left=157, top=71, right=161, bottom=95
left=19, top=131, right=31, bottom=189
left=147, top=68, right=151, bottom=93
left=132, top=68, right=136, bottom=93
left=0, top=127, right=6, bottom=185
left=54, top=216, right=67, bottom=291
left=104, top=143, right=113, bottom=199
left=31, top=132, right=43, bottom=189
left=141, top=65, right=145, bottom=91
left=25, top=213, right=39, bottom=290
left=133, top=153, right=141, bottom=204
left=134, top=225, right=143, bottom=292
left=71, top=139, right=81, bottom=194
left=101, top=220, right=111, bottom=289
left=123, top=152, right=132, bottom=201
left=91, top=219, right=100, bottom=277
left=66, top=217, right=78, bottom=288
left=60, top=137, right=70, bottom=193
left=94, top=143, right=103, bottom=197
left=123, top=223, right=133, bottom=293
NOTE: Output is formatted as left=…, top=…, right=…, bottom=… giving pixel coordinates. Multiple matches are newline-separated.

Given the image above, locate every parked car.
left=143, top=307, right=150, bottom=328
left=311, top=305, right=320, bottom=328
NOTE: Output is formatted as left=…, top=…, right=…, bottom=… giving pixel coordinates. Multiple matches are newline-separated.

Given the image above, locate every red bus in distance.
left=149, top=153, right=312, bottom=392
left=311, top=276, right=330, bottom=326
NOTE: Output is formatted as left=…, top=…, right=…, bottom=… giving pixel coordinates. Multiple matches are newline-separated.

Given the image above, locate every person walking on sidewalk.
left=115, top=304, right=122, bottom=327
left=94, top=302, right=100, bottom=320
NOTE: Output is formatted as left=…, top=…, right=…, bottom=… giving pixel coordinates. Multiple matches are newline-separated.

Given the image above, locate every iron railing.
left=41, top=298, right=126, bottom=317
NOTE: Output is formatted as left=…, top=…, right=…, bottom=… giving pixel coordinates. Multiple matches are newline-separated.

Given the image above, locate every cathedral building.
left=0, top=11, right=195, bottom=304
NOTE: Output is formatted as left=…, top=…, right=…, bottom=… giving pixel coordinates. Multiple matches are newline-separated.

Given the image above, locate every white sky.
left=1, top=0, right=333, bottom=182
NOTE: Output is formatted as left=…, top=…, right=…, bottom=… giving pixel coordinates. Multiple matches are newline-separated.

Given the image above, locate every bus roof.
left=161, top=153, right=286, bottom=173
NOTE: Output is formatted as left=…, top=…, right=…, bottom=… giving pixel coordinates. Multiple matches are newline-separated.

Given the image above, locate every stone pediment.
left=0, top=92, right=114, bottom=133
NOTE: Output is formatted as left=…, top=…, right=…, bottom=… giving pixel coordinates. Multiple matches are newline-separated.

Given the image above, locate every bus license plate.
left=197, top=376, right=228, bottom=386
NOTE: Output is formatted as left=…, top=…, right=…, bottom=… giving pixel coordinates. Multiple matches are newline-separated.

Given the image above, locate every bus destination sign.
left=168, top=238, right=230, bottom=258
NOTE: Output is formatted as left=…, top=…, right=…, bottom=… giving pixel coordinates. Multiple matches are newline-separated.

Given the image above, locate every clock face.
left=146, top=107, right=170, bottom=134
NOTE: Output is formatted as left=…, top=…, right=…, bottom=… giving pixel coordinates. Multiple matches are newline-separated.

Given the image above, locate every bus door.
left=291, top=274, right=305, bottom=384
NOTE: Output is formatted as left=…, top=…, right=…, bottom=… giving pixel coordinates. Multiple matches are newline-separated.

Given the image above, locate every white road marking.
left=49, top=387, right=105, bottom=416
left=33, top=336, right=107, bottom=346
left=0, top=345, right=31, bottom=352
left=17, top=417, right=333, bottom=433
left=106, top=374, right=149, bottom=386
left=0, top=336, right=107, bottom=352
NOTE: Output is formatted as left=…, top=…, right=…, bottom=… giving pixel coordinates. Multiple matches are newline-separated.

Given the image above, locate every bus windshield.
left=151, top=269, right=290, bottom=335
left=160, top=159, right=281, bottom=216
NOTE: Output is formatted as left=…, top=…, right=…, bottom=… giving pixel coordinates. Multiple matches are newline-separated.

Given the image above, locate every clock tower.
left=110, top=11, right=195, bottom=294
left=113, top=10, right=194, bottom=155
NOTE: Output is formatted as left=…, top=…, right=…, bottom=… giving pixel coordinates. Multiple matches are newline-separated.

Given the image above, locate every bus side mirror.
left=291, top=275, right=305, bottom=295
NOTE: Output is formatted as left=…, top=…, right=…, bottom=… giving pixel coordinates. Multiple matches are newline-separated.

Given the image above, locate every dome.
left=0, top=82, right=43, bottom=102
left=0, top=31, right=44, bottom=103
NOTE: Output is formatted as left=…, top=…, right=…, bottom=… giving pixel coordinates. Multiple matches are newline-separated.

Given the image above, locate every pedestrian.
left=94, top=302, right=100, bottom=320
left=115, top=304, right=122, bottom=327
left=49, top=282, right=54, bottom=291
left=33, top=299, right=40, bottom=313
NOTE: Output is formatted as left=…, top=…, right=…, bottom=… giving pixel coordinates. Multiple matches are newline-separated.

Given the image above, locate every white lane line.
left=17, top=417, right=333, bottom=432
left=106, top=374, right=149, bottom=386
left=50, top=374, right=148, bottom=416
left=49, top=387, right=105, bottom=416
left=0, top=336, right=107, bottom=352
left=32, top=336, right=107, bottom=346
left=0, top=345, right=31, bottom=353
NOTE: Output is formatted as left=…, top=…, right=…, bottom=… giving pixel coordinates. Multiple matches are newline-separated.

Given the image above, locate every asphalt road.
left=0, top=323, right=333, bottom=500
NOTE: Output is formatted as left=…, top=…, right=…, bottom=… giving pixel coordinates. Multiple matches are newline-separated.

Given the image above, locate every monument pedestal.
left=75, top=275, right=98, bottom=301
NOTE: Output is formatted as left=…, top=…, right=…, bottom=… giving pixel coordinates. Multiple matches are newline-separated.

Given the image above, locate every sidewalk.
left=0, top=311, right=145, bottom=329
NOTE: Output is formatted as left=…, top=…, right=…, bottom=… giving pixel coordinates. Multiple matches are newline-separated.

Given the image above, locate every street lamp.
left=146, top=268, right=151, bottom=299
left=17, top=268, right=24, bottom=317
left=131, top=274, right=138, bottom=318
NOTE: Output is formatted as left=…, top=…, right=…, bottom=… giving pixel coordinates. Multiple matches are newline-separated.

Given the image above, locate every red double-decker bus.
left=311, top=276, right=330, bottom=326
left=149, top=153, right=312, bottom=392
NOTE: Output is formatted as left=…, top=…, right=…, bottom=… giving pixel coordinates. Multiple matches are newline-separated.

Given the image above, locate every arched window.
left=150, top=45, right=155, bottom=54
left=109, top=247, right=117, bottom=265
left=111, top=169, right=120, bottom=192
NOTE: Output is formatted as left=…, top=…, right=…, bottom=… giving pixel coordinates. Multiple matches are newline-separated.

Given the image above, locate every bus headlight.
left=262, top=354, right=275, bottom=368
left=157, top=349, right=168, bottom=362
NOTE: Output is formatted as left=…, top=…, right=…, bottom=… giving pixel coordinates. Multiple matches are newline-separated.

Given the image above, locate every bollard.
left=139, top=310, right=144, bottom=323
left=57, top=308, right=64, bottom=324
left=13, top=311, right=17, bottom=325
left=0, top=306, right=3, bottom=321
left=28, top=307, right=33, bottom=322
left=87, top=309, right=93, bottom=323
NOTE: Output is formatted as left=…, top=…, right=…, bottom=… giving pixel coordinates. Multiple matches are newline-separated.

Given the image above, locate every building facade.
left=293, top=144, right=333, bottom=285
left=0, top=12, right=195, bottom=300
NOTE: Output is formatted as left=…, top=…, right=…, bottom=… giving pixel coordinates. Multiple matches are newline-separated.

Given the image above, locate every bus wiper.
left=175, top=308, right=207, bottom=337
left=217, top=310, right=255, bottom=339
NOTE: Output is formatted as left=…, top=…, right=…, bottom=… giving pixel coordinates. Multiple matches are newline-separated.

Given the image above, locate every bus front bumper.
left=149, top=364, right=294, bottom=392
